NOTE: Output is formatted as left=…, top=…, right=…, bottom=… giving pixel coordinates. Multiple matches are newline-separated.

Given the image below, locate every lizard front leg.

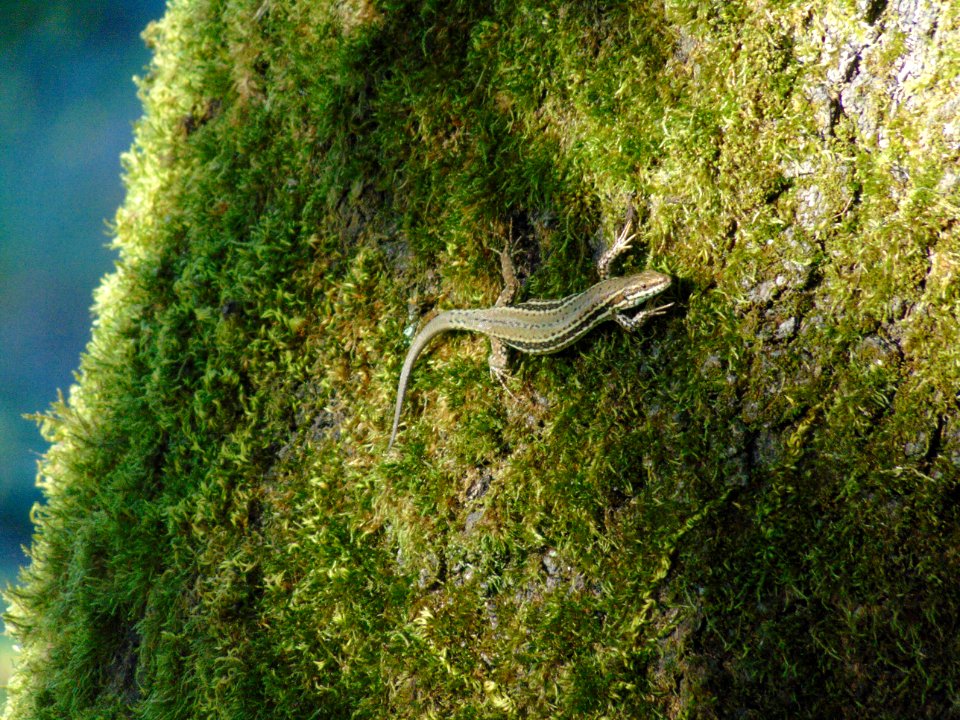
left=601, top=209, right=673, bottom=329
left=597, top=211, right=637, bottom=280
left=614, top=302, right=674, bottom=331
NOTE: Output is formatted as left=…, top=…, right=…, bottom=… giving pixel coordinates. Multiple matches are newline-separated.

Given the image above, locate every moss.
left=4, top=0, right=960, bottom=717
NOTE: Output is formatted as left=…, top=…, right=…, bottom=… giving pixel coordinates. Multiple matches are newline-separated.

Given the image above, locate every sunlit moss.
left=4, top=1, right=960, bottom=718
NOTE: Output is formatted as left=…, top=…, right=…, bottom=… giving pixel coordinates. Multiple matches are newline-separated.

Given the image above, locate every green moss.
left=4, top=0, right=960, bottom=717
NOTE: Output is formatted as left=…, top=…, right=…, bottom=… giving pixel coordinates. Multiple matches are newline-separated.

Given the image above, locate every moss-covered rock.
left=5, top=0, right=960, bottom=717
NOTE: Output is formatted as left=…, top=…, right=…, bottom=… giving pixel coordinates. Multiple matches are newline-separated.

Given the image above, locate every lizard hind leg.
left=495, top=245, right=520, bottom=307
left=487, top=233, right=523, bottom=399
left=488, top=337, right=517, bottom=399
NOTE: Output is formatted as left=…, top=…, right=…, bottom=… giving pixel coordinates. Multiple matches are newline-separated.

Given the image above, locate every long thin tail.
left=387, top=313, right=452, bottom=450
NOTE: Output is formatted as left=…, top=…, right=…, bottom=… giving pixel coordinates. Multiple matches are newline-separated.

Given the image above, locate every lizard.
left=387, top=215, right=672, bottom=449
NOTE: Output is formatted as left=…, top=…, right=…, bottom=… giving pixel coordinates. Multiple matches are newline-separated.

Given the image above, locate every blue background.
left=1, top=0, right=168, bottom=700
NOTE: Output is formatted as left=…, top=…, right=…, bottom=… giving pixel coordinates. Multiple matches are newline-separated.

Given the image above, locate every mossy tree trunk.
left=5, top=1, right=960, bottom=718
